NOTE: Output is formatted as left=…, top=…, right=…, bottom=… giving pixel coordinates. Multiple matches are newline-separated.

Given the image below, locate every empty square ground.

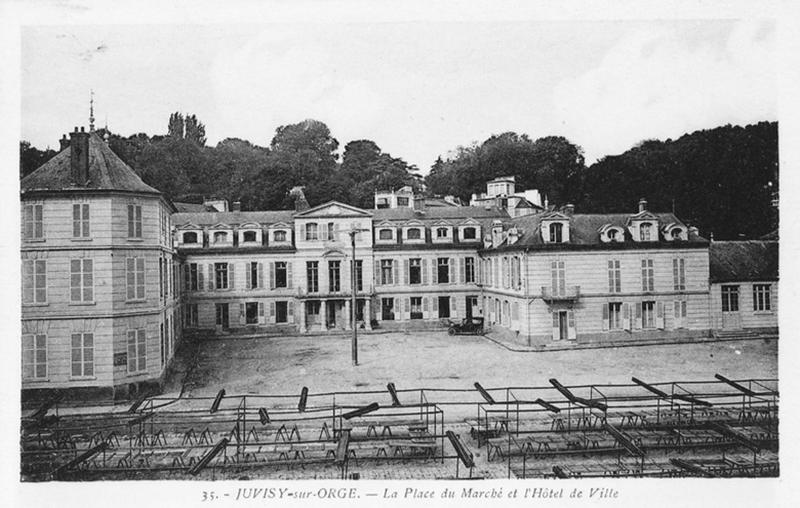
left=174, top=332, right=777, bottom=398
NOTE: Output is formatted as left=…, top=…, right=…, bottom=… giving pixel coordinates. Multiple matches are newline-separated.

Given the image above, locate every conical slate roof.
left=21, top=132, right=159, bottom=194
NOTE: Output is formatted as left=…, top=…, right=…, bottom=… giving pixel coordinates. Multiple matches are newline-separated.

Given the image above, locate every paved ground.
left=176, top=331, right=777, bottom=398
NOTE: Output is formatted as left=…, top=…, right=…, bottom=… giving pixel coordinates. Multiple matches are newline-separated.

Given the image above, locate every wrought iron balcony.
left=541, top=285, right=581, bottom=302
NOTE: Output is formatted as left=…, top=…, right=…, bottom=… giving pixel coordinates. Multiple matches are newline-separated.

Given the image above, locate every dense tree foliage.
left=20, top=116, right=777, bottom=240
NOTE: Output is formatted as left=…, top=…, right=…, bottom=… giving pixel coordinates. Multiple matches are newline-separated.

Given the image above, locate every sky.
left=21, top=19, right=776, bottom=171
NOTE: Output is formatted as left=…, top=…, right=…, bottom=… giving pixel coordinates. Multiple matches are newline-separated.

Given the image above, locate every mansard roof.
left=172, top=210, right=294, bottom=226
left=710, top=241, right=778, bottom=283
left=21, top=132, right=159, bottom=195
left=372, top=206, right=507, bottom=221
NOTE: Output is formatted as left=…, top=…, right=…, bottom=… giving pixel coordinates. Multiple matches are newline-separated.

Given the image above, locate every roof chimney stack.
left=69, top=126, right=90, bottom=185
left=638, top=198, right=648, bottom=213
left=59, top=134, right=70, bottom=151
left=232, top=201, right=242, bottom=212
left=564, top=203, right=575, bottom=215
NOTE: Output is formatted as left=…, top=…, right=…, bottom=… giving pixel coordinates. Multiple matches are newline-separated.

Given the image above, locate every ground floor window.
left=356, top=300, right=365, bottom=321
left=642, top=301, right=656, bottom=329
left=753, top=284, right=771, bottom=311
left=438, top=296, right=450, bottom=318
left=71, top=333, right=94, bottom=377
left=382, top=298, right=394, bottom=320
left=246, top=302, right=259, bottom=324
left=22, top=334, right=47, bottom=379
left=410, top=297, right=423, bottom=319
left=127, top=329, right=147, bottom=373
left=186, top=304, right=198, bottom=327
left=608, top=302, right=622, bottom=330
left=276, top=301, right=288, bottom=323
left=722, top=285, right=739, bottom=312
left=215, top=303, right=229, bottom=327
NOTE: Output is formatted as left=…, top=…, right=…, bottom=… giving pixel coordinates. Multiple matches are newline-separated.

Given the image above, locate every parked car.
left=447, top=317, right=484, bottom=335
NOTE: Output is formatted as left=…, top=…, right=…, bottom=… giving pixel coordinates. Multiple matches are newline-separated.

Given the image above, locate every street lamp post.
left=349, top=228, right=369, bottom=366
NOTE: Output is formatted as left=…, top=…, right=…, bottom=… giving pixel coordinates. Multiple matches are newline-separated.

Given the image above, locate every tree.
left=20, top=141, right=57, bottom=178
left=168, top=112, right=184, bottom=140
left=184, top=114, right=207, bottom=146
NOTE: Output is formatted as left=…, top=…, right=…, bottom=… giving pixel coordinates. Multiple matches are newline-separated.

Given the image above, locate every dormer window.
left=306, top=223, right=318, bottom=241
left=436, top=227, right=448, bottom=238
left=671, top=228, right=681, bottom=240
left=463, top=227, right=476, bottom=240
left=274, top=230, right=287, bottom=242
left=639, top=223, right=652, bottom=242
left=608, top=229, right=618, bottom=241
left=407, top=228, right=421, bottom=240
left=213, top=231, right=228, bottom=244
left=379, top=229, right=393, bottom=240
left=243, top=231, right=257, bottom=243
left=550, top=223, right=563, bottom=243
left=182, top=232, right=198, bottom=244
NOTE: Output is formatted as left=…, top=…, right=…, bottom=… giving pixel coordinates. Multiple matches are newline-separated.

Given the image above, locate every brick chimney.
left=69, top=127, right=90, bottom=185
left=563, top=203, right=575, bottom=215
left=232, top=201, right=242, bottom=212
left=638, top=198, right=648, bottom=213
left=59, top=134, right=70, bottom=151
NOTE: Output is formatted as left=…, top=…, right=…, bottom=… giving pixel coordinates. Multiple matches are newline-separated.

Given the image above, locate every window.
left=406, top=228, right=421, bottom=240
left=379, top=229, right=393, bottom=240
left=353, top=260, right=363, bottom=291
left=243, top=231, right=257, bottom=243
left=22, top=334, right=47, bottom=379
left=127, top=204, right=142, bottom=238
left=753, top=284, right=772, bottom=311
left=186, top=263, right=199, bottom=291
left=159, top=258, right=164, bottom=299
left=438, top=296, right=450, bottom=318
left=381, top=298, right=394, bottom=320
left=502, top=257, right=509, bottom=288
left=722, top=285, right=739, bottom=312
left=71, top=333, right=94, bottom=377
left=215, top=303, right=229, bottom=327
left=608, top=302, right=622, bottom=330
left=22, top=259, right=47, bottom=304
left=127, top=329, right=147, bottom=373
left=186, top=304, right=198, bottom=327
left=465, top=257, right=476, bottom=283
left=381, top=259, right=394, bottom=285
left=215, top=262, right=229, bottom=289
left=245, top=302, right=259, bottom=324
left=549, top=223, right=563, bottom=243
left=249, top=262, right=260, bottom=289
left=608, top=229, right=618, bottom=241
left=276, top=301, right=288, bottom=323
left=327, top=222, right=336, bottom=241
left=126, top=258, right=145, bottom=300
left=436, top=227, right=449, bottom=238
left=274, top=261, right=287, bottom=288
left=182, top=231, right=198, bottom=244
left=671, top=228, right=682, bottom=240
left=376, top=198, right=389, bottom=209
left=329, top=260, right=341, bottom=292
left=306, top=223, right=318, bottom=241
left=307, top=261, right=319, bottom=293
left=213, top=231, right=228, bottom=244
left=673, top=258, right=686, bottom=291
left=641, top=259, right=654, bottom=292
left=397, top=197, right=409, bottom=207
left=642, top=302, right=656, bottom=328
left=437, top=258, right=450, bottom=284
left=639, top=223, right=652, bottom=241
left=410, top=297, right=423, bottom=319
left=608, top=260, right=621, bottom=293
left=551, top=260, right=566, bottom=295
left=72, top=203, right=90, bottom=238
left=23, top=204, right=44, bottom=240
left=409, top=258, right=422, bottom=284
left=274, top=230, right=287, bottom=242
left=462, top=227, right=477, bottom=240
left=70, top=259, right=93, bottom=302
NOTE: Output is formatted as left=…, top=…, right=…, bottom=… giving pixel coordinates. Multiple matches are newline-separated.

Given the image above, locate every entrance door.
left=558, top=311, right=568, bottom=341
left=721, top=285, right=742, bottom=329
left=465, top=296, right=478, bottom=319
left=327, top=301, right=337, bottom=328
left=215, top=303, right=229, bottom=329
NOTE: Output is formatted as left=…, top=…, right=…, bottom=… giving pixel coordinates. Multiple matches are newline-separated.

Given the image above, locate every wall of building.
left=710, top=280, right=778, bottom=331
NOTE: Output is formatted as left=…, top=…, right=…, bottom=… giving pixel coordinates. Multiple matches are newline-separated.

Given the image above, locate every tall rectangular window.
left=329, top=260, right=341, bottom=292
left=409, top=258, right=422, bottom=284
left=187, top=303, right=198, bottom=326
left=72, top=203, right=90, bottom=238
left=71, top=333, right=94, bottom=377
left=127, top=329, right=147, bottom=373
left=70, top=259, right=93, bottom=302
left=608, top=302, right=622, bottom=330
left=673, top=258, right=686, bottom=291
left=437, top=257, right=450, bottom=284
left=551, top=260, right=566, bottom=295
left=307, top=261, right=319, bottom=293
left=465, top=257, right=476, bottom=283
left=381, top=298, right=394, bottom=320
left=127, top=204, right=143, bottom=238
left=275, top=261, right=288, bottom=288
left=215, top=262, right=229, bottom=289
left=22, top=334, right=47, bottom=379
left=22, top=259, right=47, bottom=304
left=641, top=259, right=654, bottom=292
left=642, top=301, right=656, bottom=328
left=249, top=262, right=259, bottom=289
left=354, top=260, right=363, bottom=291
left=126, top=258, right=145, bottom=300
left=722, top=285, right=739, bottom=312
left=275, top=301, right=289, bottom=323
left=381, top=259, right=394, bottom=285
left=608, top=260, right=621, bottom=293
left=753, top=284, right=772, bottom=311
left=410, top=297, right=423, bottom=319
left=23, top=204, right=44, bottom=240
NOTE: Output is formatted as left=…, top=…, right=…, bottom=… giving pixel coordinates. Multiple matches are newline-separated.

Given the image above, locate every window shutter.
left=288, top=301, right=295, bottom=322
left=300, top=224, right=306, bottom=241
left=287, top=262, right=293, bottom=289
left=459, top=258, right=466, bottom=284
left=405, top=297, right=411, bottom=320
left=334, top=223, right=340, bottom=241
left=208, top=264, right=215, bottom=290
left=22, top=260, right=33, bottom=303
left=542, top=223, right=550, bottom=243
left=257, top=263, right=264, bottom=289
left=623, top=303, right=631, bottom=330
left=240, top=303, right=245, bottom=324
left=229, top=263, right=235, bottom=289
left=552, top=312, right=560, bottom=340
left=258, top=302, right=265, bottom=324
left=450, top=258, right=455, bottom=284
left=404, top=259, right=410, bottom=285
left=567, top=310, right=576, bottom=340
left=392, top=261, right=398, bottom=285
left=269, top=302, right=276, bottom=323
left=269, top=262, right=275, bottom=289
left=397, top=298, right=403, bottom=317
left=432, top=297, right=439, bottom=314
left=634, top=303, right=642, bottom=329
left=322, top=223, right=328, bottom=241
left=450, top=296, right=457, bottom=317
left=672, top=259, right=679, bottom=290
left=375, top=261, right=381, bottom=286
left=422, top=259, right=428, bottom=284
left=423, top=296, right=429, bottom=318
left=602, top=304, right=609, bottom=331
left=246, top=263, right=252, bottom=289
left=656, top=302, right=665, bottom=329
left=183, top=265, right=190, bottom=292
left=512, top=302, right=519, bottom=321
left=198, top=266, right=204, bottom=291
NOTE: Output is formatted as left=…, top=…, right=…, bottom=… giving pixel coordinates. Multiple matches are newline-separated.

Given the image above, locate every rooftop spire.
left=89, top=90, right=95, bottom=132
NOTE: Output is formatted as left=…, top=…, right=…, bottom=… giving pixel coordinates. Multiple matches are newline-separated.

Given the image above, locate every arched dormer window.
left=549, top=223, right=563, bottom=243
left=436, top=227, right=448, bottom=238
left=407, top=228, right=421, bottom=240
left=608, top=229, right=618, bottom=241
left=306, top=223, right=318, bottom=241
left=671, top=228, right=681, bottom=240
left=379, top=229, right=393, bottom=240
left=182, top=231, right=198, bottom=244
left=243, top=231, right=257, bottom=243
left=274, top=230, right=287, bottom=242
left=640, top=223, right=652, bottom=241
left=213, top=231, right=228, bottom=243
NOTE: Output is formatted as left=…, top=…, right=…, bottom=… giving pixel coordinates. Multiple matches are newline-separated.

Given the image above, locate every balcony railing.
left=541, top=285, right=581, bottom=302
